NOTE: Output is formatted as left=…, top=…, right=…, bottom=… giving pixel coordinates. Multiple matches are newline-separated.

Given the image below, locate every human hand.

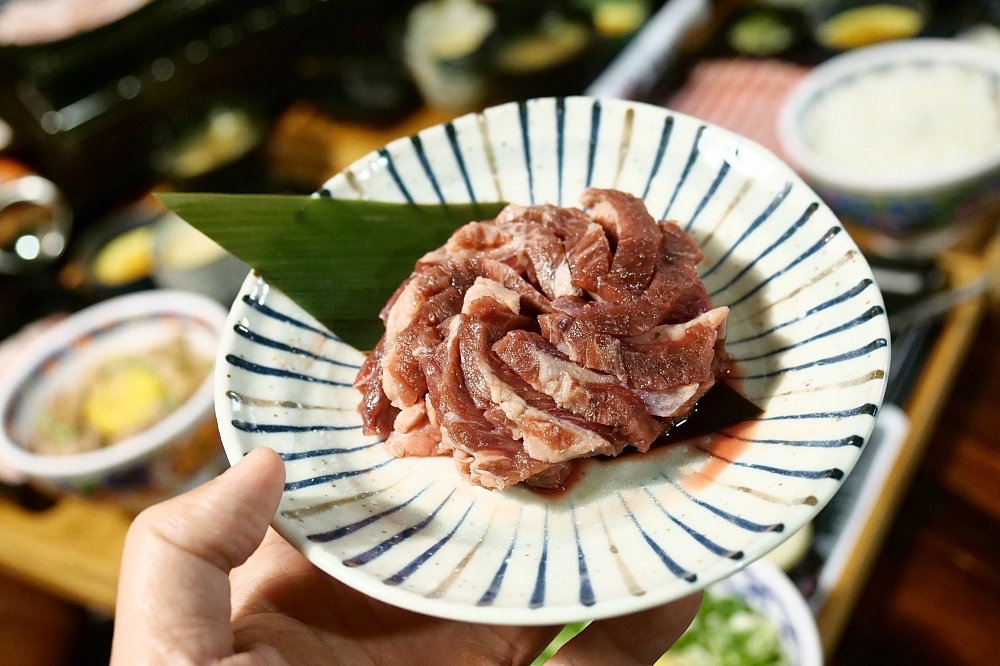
left=111, top=447, right=701, bottom=665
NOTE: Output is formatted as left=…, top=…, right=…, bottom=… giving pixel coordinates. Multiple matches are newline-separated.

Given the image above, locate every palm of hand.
left=228, top=530, right=559, bottom=666
left=111, top=448, right=699, bottom=666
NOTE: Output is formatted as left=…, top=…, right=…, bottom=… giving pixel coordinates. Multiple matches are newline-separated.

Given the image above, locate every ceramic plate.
left=216, top=97, right=889, bottom=625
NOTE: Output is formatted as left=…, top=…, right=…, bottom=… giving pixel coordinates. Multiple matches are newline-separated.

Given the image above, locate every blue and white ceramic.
left=711, top=559, right=822, bottom=666
left=778, top=39, right=1000, bottom=248
left=216, top=97, right=889, bottom=625
left=0, top=291, right=228, bottom=512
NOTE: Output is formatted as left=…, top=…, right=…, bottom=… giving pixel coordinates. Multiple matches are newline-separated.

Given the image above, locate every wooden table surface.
left=832, top=309, right=1000, bottom=666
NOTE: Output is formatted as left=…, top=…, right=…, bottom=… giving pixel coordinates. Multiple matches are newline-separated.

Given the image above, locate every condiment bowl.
left=0, top=290, right=228, bottom=513
left=707, top=559, right=823, bottom=666
left=778, top=39, right=1000, bottom=256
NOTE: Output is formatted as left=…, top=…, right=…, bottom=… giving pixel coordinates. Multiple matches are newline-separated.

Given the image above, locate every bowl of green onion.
left=534, top=559, right=822, bottom=666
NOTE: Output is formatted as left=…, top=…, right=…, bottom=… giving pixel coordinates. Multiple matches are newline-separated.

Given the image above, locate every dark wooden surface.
left=833, top=312, right=1000, bottom=666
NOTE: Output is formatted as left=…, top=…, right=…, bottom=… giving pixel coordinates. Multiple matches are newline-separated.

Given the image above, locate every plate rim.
left=215, top=96, right=891, bottom=625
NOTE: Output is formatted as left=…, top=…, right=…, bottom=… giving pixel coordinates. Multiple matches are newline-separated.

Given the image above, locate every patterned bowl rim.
left=0, top=290, right=227, bottom=478
left=712, top=559, right=822, bottom=666
left=215, top=96, right=890, bottom=625
left=778, top=38, right=1000, bottom=196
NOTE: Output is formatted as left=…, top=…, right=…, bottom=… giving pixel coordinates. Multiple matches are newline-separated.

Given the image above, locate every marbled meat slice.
left=566, top=222, right=612, bottom=293
left=543, top=307, right=728, bottom=415
left=383, top=286, right=463, bottom=408
left=496, top=203, right=592, bottom=248
left=417, top=222, right=524, bottom=272
left=353, top=336, right=399, bottom=437
left=580, top=188, right=663, bottom=303
left=493, top=330, right=661, bottom=451
left=381, top=258, right=551, bottom=410
left=496, top=220, right=578, bottom=300
left=384, top=402, right=447, bottom=457
left=566, top=220, right=704, bottom=337
left=457, top=308, right=620, bottom=464
left=423, top=317, right=550, bottom=490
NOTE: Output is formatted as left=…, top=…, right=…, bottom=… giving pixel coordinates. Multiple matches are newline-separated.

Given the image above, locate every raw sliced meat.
left=581, top=188, right=662, bottom=302
left=423, top=317, right=550, bottom=490
left=494, top=330, right=662, bottom=451
left=354, top=337, right=399, bottom=437
left=357, top=189, right=733, bottom=490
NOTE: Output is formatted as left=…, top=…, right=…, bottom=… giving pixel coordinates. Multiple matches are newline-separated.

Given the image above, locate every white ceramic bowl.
left=217, top=96, right=889, bottom=624
left=0, top=290, right=228, bottom=511
left=778, top=39, right=1000, bottom=247
left=709, top=560, right=823, bottom=666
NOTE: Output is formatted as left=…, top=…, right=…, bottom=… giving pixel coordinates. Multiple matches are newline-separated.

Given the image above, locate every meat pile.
left=354, top=188, right=729, bottom=490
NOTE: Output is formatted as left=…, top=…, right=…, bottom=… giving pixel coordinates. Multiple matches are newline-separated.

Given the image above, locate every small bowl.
left=0, top=290, right=228, bottom=513
left=778, top=39, right=1000, bottom=255
left=706, top=560, right=823, bottom=666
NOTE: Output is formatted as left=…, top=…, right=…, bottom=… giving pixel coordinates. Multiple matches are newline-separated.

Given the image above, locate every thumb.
left=111, top=446, right=285, bottom=665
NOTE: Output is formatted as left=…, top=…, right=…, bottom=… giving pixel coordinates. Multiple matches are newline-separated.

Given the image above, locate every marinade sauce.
left=528, top=381, right=763, bottom=495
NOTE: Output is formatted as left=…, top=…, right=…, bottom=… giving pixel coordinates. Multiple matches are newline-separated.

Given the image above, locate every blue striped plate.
left=215, top=97, right=889, bottom=625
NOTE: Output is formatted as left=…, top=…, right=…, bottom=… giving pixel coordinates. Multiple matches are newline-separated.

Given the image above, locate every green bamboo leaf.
left=156, top=193, right=507, bottom=349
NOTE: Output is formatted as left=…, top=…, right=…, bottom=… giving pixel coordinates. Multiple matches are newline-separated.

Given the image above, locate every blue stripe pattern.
left=685, top=161, right=730, bottom=231
left=284, top=458, right=394, bottom=491
left=378, top=148, right=414, bottom=204
left=572, top=508, right=596, bottom=606
left=662, top=125, right=705, bottom=219
left=445, top=122, right=476, bottom=203
left=529, top=510, right=549, bottom=608
left=225, top=354, right=353, bottom=387
left=621, top=494, right=696, bottom=581
left=662, top=477, right=785, bottom=533
left=343, top=490, right=456, bottom=567
left=518, top=101, right=534, bottom=203
left=232, top=421, right=360, bottom=434
left=385, top=502, right=476, bottom=586
left=697, top=446, right=846, bottom=480
left=642, top=488, right=742, bottom=559
left=477, top=509, right=522, bottom=606
left=730, top=307, right=884, bottom=362
left=242, top=296, right=344, bottom=342
left=586, top=100, right=601, bottom=187
left=741, top=338, right=888, bottom=379
left=278, top=442, right=380, bottom=460
left=702, top=181, right=793, bottom=279
left=727, top=279, right=875, bottom=345
left=642, top=115, right=673, bottom=200
left=709, top=201, right=817, bottom=293
left=760, top=404, right=878, bottom=420
left=720, top=434, right=865, bottom=448
left=307, top=485, right=432, bottom=542
left=722, top=227, right=843, bottom=308
left=233, top=325, right=360, bottom=368
left=555, top=97, right=565, bottom=205
left=410, top=135, right=445, bottom=204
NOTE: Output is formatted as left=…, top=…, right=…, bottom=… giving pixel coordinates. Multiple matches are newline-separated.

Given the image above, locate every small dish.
left=216, top=96, right=889, bottom=625
left=778, top=39, right=1000, bottom=253
left=699, top=559, right=822, bottom=666
left=0, top=290, right=228, bottom=512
